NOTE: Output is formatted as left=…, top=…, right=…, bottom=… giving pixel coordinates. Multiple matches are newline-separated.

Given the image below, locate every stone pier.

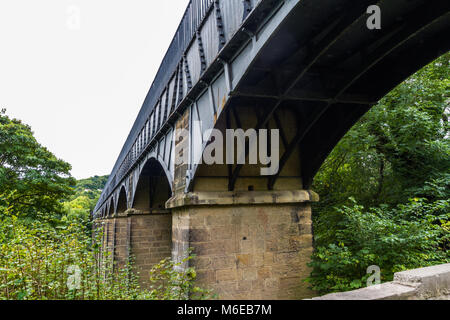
left=167, top=190, right=318, bottom=300
left=95, top=212, right=172, bottom=287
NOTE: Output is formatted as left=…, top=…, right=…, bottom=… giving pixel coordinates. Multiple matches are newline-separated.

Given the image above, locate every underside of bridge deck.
left=93, top=0, right=450, bottom=299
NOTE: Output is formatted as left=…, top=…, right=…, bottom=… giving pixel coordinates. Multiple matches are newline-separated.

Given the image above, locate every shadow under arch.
left=132, top=157, right=172, bottom=213
left=186, top=0, right=450, bottom=193
left=116, top=186, right=128, bottom=215
left=107, top=198, right=114, bottom=217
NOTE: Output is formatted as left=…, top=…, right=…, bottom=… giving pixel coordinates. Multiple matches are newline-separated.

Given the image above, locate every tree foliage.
left=0, top=208, right=208, bottom=300
left=73, top=175, right=108, bottom=205
left=0, top=114, right=209, bottom=300
left=63, top=175, right=109, bottom=231
left=308, top=53, right=450, bottom=294
left=0, top=111, right=75, bottom=222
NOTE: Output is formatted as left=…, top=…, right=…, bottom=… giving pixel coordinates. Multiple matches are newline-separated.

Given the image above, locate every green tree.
left=0, top=110, right=75, bottom=222
left=75, top=175, right=109, bottom=192
left=71, top=175, right=109, bottom=212
left=308, top=53, right=450, bottom=293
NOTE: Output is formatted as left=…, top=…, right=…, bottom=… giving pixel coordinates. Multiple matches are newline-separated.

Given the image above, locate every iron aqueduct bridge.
left=94, top=0, right=450, bottom=299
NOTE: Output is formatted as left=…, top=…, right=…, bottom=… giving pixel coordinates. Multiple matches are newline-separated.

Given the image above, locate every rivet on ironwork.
left=214, top=0, right=227, bottom=50
left=197, top=31, right=208, bottom=74
left=183, top=55, right=193, bottom=91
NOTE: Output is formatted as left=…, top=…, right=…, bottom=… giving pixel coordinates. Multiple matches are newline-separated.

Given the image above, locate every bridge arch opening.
left=116, top=186, right=128, bottom=215
left=126, top=158, right=173, bottom=286
left=107, top=198, right=114, bottom=217
left=132, top=158, right=172, bottom=213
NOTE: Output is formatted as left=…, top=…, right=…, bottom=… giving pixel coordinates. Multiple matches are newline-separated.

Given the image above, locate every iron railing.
left=96, top=0, right=216, bottom=210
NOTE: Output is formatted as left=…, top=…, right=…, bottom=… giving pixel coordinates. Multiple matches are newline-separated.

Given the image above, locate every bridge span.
left=94, top=0, right=450, bottom=299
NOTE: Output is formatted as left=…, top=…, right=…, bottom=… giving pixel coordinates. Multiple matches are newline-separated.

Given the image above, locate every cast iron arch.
left=116, top=186, right=128, bottom=215
left=132, top=157, right=173, bottom=212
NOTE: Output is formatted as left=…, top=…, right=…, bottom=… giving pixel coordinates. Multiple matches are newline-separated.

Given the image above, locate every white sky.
left=0, top=0, right=189, bottom=179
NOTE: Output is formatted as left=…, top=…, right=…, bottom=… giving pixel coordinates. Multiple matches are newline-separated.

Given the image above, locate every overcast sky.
left=0, top=0, right=189, bottom=179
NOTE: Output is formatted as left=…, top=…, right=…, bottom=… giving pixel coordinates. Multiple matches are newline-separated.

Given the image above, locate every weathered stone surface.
left=170, top=189, right=318, bottom=300
left=167, top=190, right=319, bottom=209
left=130, top=213, right=172, bottom=286
left=94, top=212, right=172, bottom=287
left=312, top=282, right=417, bottom=300
left=394, top=263, right=450, bottom=299
left=312, top=264, right=450, bottom=300
left=97, top=186, right=318, bottom=299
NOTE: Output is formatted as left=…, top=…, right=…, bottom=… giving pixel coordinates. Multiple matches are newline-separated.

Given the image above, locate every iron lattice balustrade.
left=95, top=0, right=264, bottom=212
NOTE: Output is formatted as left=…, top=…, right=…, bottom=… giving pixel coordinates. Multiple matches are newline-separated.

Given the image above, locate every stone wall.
left=312, top=263, right=450, bottom=300
left=94, top=212, right=172, bottom=286
left=113, top=217, right=130, bottom=268
left=130, top=212, right=172, bottom=286
left=169, top=190, right=318, bottom=300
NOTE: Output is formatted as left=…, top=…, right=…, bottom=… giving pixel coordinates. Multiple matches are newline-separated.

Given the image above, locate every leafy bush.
left=0, top=208, right=210, bottom=300
left=148, top=254, right=215, bottom=300
left=0, top=111, right=210, bottom=300
left=308, top=195, right=449, bottom=294
left=309, top=54, right=450, bottom=294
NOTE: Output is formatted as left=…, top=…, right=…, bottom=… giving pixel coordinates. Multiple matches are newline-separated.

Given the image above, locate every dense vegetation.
left=307, top=53, right=450, bottom=294
left=74, top=175, right=109, bottom=205
left=0, top=111, right=208, bottom=300
left=62, top=175, right=108, bottom=234
left=0, top=110, right=75, bottom=225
